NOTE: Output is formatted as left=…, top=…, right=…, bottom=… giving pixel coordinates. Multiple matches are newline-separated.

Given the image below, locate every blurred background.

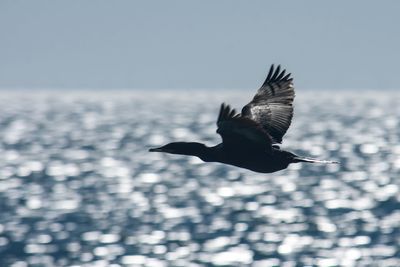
left=0, top=1, right=399, bottom=266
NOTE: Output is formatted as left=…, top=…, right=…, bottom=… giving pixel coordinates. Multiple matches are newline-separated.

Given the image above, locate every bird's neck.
left=171, top=142, right=213, bottom=160
left=197, top=145, right=221, bottom=162
left=183, top=144, right=218, bottom=162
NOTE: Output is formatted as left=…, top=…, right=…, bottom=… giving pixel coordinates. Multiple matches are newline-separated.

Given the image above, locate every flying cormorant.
left=149, top=65, right=338, bottom=173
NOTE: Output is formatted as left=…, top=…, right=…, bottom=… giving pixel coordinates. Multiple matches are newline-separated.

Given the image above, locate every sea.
left=0, top=90, right=399, bottom=267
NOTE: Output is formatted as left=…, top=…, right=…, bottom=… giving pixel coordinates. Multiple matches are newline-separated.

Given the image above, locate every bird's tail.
left=292, top=156, right=339, bottom=164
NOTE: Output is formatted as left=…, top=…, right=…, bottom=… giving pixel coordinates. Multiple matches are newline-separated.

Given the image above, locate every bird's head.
left=149, top=142, right=207, bottom=156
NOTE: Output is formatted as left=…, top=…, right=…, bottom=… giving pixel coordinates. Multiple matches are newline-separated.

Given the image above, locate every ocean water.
left=0, top=90, right=399, bottom=267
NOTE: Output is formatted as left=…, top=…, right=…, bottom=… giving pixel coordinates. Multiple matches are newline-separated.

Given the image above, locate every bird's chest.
left=217, top=150, right=283, bottom=173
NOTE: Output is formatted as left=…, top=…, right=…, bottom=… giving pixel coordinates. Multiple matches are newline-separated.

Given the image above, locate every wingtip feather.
left=266, top=64, right=274, bottom=81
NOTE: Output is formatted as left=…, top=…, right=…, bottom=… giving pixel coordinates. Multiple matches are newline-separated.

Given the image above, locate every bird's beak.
left=149, top=147, right=163, bottom=152
left=149, top=147, right=175, bottom=153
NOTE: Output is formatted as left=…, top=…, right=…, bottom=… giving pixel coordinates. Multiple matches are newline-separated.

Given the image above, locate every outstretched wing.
left=241, top=64, right=295, bottom=143
left=217, top=103, right=272, bottom=152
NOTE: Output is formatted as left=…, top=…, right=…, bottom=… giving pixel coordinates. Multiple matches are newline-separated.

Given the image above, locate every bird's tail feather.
left=293, top=156, right=339, bottom=164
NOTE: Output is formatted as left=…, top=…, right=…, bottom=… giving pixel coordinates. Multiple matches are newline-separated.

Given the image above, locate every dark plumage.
left=149, top=65, right=338, bottom=173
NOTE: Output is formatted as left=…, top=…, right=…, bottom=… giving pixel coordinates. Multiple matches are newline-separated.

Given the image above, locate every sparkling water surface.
left=0, top=90, right=399, bottom=267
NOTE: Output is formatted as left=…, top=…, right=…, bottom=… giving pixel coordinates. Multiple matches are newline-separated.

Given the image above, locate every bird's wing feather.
left=241, top=64, right=295, bottom=143
left=217, top=103, right=272, bottom=152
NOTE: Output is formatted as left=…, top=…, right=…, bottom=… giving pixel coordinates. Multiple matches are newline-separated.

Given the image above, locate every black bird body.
left=208, top=145, right=295, bottom=173
left=149, top=65, right=338, bottom=173
left=150, top=142, right=294, bottom=173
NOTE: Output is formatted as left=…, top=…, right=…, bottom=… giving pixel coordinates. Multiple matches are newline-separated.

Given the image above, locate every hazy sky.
left=1, top=0, right=399, bottom=90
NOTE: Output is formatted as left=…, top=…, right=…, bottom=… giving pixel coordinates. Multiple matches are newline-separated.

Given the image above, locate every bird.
left=149, top=64, right=338, bottom=173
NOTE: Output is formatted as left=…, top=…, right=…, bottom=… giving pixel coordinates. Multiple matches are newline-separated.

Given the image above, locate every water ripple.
left=0, top=90, right=399, bottom=266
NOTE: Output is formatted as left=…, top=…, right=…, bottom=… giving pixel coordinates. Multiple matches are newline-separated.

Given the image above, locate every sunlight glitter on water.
left=0, top=90, right=399, bottom=266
